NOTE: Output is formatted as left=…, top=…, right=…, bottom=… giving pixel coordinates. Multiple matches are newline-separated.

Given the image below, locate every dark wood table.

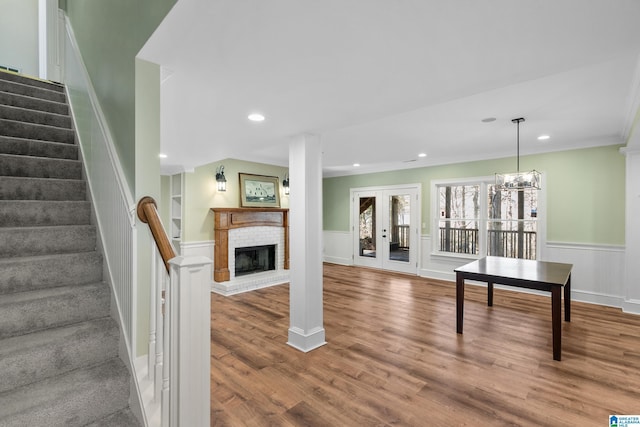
left=454, top=256, right=573, bottom=361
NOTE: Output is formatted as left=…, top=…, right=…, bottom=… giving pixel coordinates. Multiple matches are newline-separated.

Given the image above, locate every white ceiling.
left=138, top=0, right=640, bottom=177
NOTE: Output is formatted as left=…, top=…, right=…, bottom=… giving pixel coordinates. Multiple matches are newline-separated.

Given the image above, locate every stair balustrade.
left=137, top=197, right=212, bottom=427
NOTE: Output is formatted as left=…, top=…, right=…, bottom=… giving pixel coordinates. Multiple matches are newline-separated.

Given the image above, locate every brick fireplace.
left=211, top=208, right=289, bottom=295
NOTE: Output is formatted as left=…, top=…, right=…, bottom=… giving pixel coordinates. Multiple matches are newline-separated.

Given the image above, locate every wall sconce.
left=282, top=173, right=290, bottom=195
left=215, top=165, right=227, bottom=192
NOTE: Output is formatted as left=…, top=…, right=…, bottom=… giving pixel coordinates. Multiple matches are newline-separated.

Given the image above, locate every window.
left=433, top=177, right=540, bottom=260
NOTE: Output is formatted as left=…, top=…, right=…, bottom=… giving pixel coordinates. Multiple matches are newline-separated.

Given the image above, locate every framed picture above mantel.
left=239, top=173, right=280, bottom=208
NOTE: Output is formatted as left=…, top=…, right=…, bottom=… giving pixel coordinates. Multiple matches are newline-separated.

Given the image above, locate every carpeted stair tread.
left=0, top=252, right=103, bottom=295
left=0, top=176, right=86, bottom=200
left=0, top=118, right=74, bottom=144
left=0, top=104, right=72, bottom=129
left=84, top=408, right=141, bottom=427
left=0, top=200, right=91, bottom=226
left=0, top=358, right=130, bottom=427
left=0, top=282, right=110, bottom=339
left=0, top=317, right=119, bottom=393
left=0, top=224, right=96, bottom=257
left=0, top=70, right=64, bottom=93
left=0, top=90, right=68, bottom=115
left=0, top=78, right=65, bottom=103
left=0, top=135, right=78, bottom=159
left=0, top=153, right=82, bottom=179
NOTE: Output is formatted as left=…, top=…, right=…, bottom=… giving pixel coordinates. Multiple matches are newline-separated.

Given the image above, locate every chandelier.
left=495, top=117, right=541, bottom=191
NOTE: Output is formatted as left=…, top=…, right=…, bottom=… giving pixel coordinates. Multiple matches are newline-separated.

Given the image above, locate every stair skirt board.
left=0, top=71, right=139, bottom=425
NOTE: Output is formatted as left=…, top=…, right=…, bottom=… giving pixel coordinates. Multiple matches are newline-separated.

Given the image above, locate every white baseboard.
left=571, top=289, right=624, bottom=308
left=323, top=255, right=351, bottom=266
left=287, top=327, right=327, bottom=353
left=623, top=299, right=640, bottom=315
left=418, top=268, right=455, bottom=282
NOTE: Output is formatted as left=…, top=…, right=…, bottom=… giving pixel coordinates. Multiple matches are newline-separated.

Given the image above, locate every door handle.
left=382, top=235, right=387, bottom=238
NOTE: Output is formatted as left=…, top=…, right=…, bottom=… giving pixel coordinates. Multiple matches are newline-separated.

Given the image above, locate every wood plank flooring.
left=211, top=263, right=640, bottom=426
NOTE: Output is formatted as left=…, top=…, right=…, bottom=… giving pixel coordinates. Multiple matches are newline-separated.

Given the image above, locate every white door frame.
left=38, top=0, right=62, bottom=82
left=350, top=184, right=421, bottom=275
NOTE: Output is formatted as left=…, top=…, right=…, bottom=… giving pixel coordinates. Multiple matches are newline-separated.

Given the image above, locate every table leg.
left=487, top=281, right=493, bottom=307
left=552, top=285, right=561, bottom=361
left=564, top=274, right=571, bottom=322
left=456, top=273, right=464, bottom=334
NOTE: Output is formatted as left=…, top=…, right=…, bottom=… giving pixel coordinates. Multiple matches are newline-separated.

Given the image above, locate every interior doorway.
left=351, top=185, right=420, bottom=274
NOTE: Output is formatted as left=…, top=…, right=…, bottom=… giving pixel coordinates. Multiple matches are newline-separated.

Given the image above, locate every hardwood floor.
left=211, top=263, right=640, bottom=426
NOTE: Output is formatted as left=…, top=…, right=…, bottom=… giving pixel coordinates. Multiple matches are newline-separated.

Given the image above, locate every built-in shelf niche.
left=170, top=173, right=183, bottom=254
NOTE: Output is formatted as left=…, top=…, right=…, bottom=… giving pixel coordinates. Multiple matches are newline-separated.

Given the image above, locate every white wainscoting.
left=545, top=242, right=626, bottom=307
left=324, top=231, right=629, bottom=311
left=323, top=231, right=352, bottom=265
left=180, top=240, right=214, bottom=259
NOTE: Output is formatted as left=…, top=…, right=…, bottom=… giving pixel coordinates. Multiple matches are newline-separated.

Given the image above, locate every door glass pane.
left=359, top=197, right=376, bottom=258
left=388, top=195, right=410, bottom=262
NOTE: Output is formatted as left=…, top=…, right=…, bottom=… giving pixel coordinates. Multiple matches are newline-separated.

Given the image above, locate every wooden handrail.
left=137, top=196, right=176, bottom=273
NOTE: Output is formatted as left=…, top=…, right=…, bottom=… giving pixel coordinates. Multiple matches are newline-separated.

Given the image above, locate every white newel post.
left=168, top=256, right=212, bottom=427
left=287, top=134, right=327, bottom=352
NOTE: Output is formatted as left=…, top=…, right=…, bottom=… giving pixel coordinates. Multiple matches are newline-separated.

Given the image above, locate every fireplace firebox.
left=235, top=245, right=276, bottom=277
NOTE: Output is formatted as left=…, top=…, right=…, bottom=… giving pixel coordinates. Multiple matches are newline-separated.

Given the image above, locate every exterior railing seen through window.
left=439, top=227, right=537, bottom=259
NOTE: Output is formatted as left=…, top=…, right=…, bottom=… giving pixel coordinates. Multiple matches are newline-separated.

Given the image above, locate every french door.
left=351, top=186, right=420, bottom=274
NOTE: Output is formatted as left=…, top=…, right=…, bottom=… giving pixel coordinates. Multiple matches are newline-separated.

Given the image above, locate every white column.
left=623, top=148, right=640, bottom=314
left=287, top=134, right=326, bottom=352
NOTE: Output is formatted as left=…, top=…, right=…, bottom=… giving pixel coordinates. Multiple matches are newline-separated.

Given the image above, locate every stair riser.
left=0, top=71, right=64, bottom=93
left=0, top=136, right=78, bottom=160
left=0, top=91, right=68, bottom=115
left=0, top=119, right=74, bottom=144
left=0, top=79, right=65, bottom=103
left=0, top=318, right=119, bottom=393
left=0, top=283, right=110, bottom=339
left=0, top=226, right=96, bottom=258
left=0, top=105, right=72, bottom=129
left=0, top=177, right=86, bottom=201
left=0, top=358, right=130, bottom=427
left=0, top=253, right=103, bottom=295
left=0, top=155, right=82, bottom=179
left=0, top=201, right=91, bottom=226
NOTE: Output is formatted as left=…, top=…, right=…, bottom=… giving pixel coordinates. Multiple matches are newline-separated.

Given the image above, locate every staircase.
left=0, top=71, right=140, bottom=426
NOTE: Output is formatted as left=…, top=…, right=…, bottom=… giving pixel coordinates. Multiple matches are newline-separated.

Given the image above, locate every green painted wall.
left=134, top=58, right=161, bottom=356
left=182, top=159, right=289, bottom=243
left=324, top=145, right=625, bottom=245
left=63, top=0, right=175, bottom=192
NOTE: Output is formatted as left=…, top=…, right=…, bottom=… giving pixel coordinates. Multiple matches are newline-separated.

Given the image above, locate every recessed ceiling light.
left=248, top=113, right=265, bottom=122
left=481, top=117, right=496, bottom=123
left=537, top=135, right=550, bottom=140
left=159, top=153, right=168, bottom=159
left=418, top=153, right=427, bottom=158
left=353, top=163, right=360, bottom=167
